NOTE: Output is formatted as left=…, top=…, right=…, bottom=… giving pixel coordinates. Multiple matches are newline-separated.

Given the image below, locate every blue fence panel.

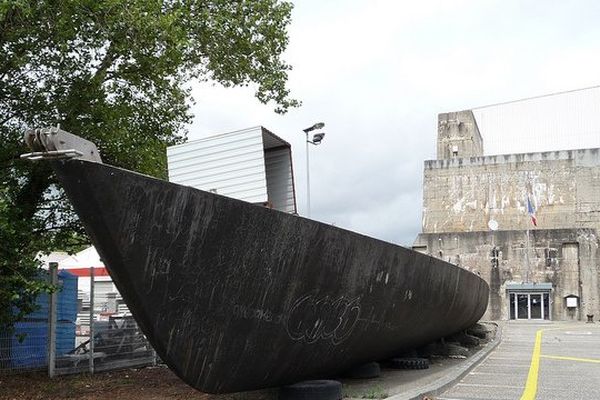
left=56, top=322, right=76, bottom=355
left=5, top=320, right=77, bottom=368
left=57, top=271, right=78, bottom=323
left=26, top=270, right=78, bottom=323
left=1, top=270, right=78, bottom=370
left=9, top=321, right=47, bottom=368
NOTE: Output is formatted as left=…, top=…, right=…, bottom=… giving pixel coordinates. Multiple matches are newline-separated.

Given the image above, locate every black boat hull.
left=52, top=159, right=489, bottom=393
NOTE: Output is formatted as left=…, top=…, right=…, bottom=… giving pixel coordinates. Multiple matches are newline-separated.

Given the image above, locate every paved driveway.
left=438, top=321, right=600, bottom=400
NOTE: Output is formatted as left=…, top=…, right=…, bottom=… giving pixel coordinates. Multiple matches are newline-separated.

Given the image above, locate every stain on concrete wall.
left=414, top=229, right=600, bottom=320
left=416, top=110, right=600, bottom=321
left=437, top=110, right=483, bottom=159
left=422, top=149, right=600, bottom=234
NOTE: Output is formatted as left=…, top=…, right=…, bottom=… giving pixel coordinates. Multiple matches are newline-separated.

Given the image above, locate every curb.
left=386, top=322, right=503, bottom=400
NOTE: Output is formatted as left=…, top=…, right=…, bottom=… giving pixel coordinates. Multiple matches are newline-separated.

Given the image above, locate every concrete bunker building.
left=414, top=106, right=600, bottom=321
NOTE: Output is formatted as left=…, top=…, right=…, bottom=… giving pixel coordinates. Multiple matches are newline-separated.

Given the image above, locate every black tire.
left=279, top=380, right=342, bottom=400
left=467, top=324, right=489, bottom=339
left=447, top=331, right=480, bottom=347
left=387, top=357, right=429, bottom=370
left=446, top=343, right=469, bottom=358
left=344, top=361, right=381, bottom=379
left=395, top=349, right=418, bottom=358
left=461, top=333, right=481, bottom=347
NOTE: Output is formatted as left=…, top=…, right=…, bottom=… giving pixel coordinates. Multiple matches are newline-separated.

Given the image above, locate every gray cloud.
left=187, top=0, right=600, bottom=246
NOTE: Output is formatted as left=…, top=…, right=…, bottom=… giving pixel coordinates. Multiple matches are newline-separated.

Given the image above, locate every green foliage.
left=343, top=385, right=389, bottom=399
left=0, top=0, right=298, bottom=331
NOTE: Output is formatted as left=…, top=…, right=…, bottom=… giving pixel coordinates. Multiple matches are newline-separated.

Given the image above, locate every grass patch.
left=344, top=384, right=389, bottom=399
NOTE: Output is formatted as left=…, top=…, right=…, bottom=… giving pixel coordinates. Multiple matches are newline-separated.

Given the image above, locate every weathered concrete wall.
left=414, top=229, right=600, bottom=321
left=418, top=109, right=600, bottom=321
left=576, top=152, right=600, bottom=227
left=437, top=110, right=483, bottom=159
left=422, top=148, right=600, bottom=234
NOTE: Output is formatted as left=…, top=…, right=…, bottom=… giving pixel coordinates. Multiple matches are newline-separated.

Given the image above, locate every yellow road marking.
left=520, top=329, right=543, bottom=400
left=541, top=355, right=600, bottom=364
left=519, top=325, right=600, bottom=400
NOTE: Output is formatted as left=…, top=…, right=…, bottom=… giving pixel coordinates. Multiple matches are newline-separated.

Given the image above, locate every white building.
left=167, top=126, right=297, bottom=213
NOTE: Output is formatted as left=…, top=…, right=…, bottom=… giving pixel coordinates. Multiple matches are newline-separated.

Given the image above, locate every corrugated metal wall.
left=167, top=127, right=269, bottom=204
left=167, top=126, right=297, bottom=213
left=472, top=86, right=600, bottom=156
left=264, top=147, right=296, bottom=213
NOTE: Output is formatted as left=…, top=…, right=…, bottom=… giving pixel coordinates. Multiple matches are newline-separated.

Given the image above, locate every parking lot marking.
left=519, top=325, right=600, bottom=400
left=519, top=329, right=542, bottom=400
left=457, top=383, right=524, bottom=389
left=541, top=354, right=600, bottom=364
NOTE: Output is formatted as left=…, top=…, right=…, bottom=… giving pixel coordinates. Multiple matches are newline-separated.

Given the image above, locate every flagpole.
left=526, top=228, right=530, bottom=283
left=525, top=182, right=535, bottom=284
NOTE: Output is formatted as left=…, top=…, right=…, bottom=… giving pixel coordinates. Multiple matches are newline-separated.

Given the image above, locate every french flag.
left=527, top=196, right=537, bottom=227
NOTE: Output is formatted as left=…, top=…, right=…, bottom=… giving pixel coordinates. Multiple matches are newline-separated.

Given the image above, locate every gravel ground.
left=0, top=366, right=275, bottom=400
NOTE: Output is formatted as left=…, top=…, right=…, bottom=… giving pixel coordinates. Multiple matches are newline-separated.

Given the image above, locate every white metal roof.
left=471, top=86, right=600, bottom=156
left=167, top=126, right=297, bottom=213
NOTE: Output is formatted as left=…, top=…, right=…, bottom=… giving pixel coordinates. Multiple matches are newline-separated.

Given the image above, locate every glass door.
left=508, top=291, right=551, bottom=320
left=543, top=293, right=550, bottom=320
left=517, top=294, right=529, bottom=319
left=509, top=293, right=516, bottom=319
left=530, top=294, right=542, bottom=319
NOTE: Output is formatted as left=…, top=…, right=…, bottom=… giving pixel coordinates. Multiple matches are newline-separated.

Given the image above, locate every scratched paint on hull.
left=51, top=159, right=490, bottom=393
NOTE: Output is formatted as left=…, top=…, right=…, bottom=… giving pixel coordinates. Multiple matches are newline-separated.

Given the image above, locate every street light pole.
left=302, top=122, right=325, bottom=218
left=305, top=130, right=311, bottom=217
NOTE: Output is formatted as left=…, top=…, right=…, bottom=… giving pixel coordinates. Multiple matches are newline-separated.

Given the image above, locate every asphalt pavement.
left=437, top=321, right=600, bottom=400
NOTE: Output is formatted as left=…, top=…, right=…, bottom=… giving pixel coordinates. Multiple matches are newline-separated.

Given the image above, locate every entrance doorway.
left=509, top=292, right=551, bottom=320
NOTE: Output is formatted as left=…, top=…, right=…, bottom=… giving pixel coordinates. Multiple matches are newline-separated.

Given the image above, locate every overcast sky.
left=187, top=0, right=600, bottom=246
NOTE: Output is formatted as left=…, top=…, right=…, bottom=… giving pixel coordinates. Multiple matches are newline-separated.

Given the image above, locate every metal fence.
left=1, top=263, right=157, bottom=376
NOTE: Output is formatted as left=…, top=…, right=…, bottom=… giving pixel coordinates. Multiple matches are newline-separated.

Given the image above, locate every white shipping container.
left=167, top=126, right=297, bottom=213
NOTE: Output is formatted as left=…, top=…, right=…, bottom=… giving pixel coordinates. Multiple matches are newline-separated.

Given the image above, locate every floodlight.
left=312, top=133, right=325, bottom=144
left=303, top=122, right=325, bottom=133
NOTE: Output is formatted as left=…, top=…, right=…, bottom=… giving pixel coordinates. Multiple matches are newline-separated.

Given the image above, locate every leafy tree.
left=0, top=0, right=298, bottom=331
